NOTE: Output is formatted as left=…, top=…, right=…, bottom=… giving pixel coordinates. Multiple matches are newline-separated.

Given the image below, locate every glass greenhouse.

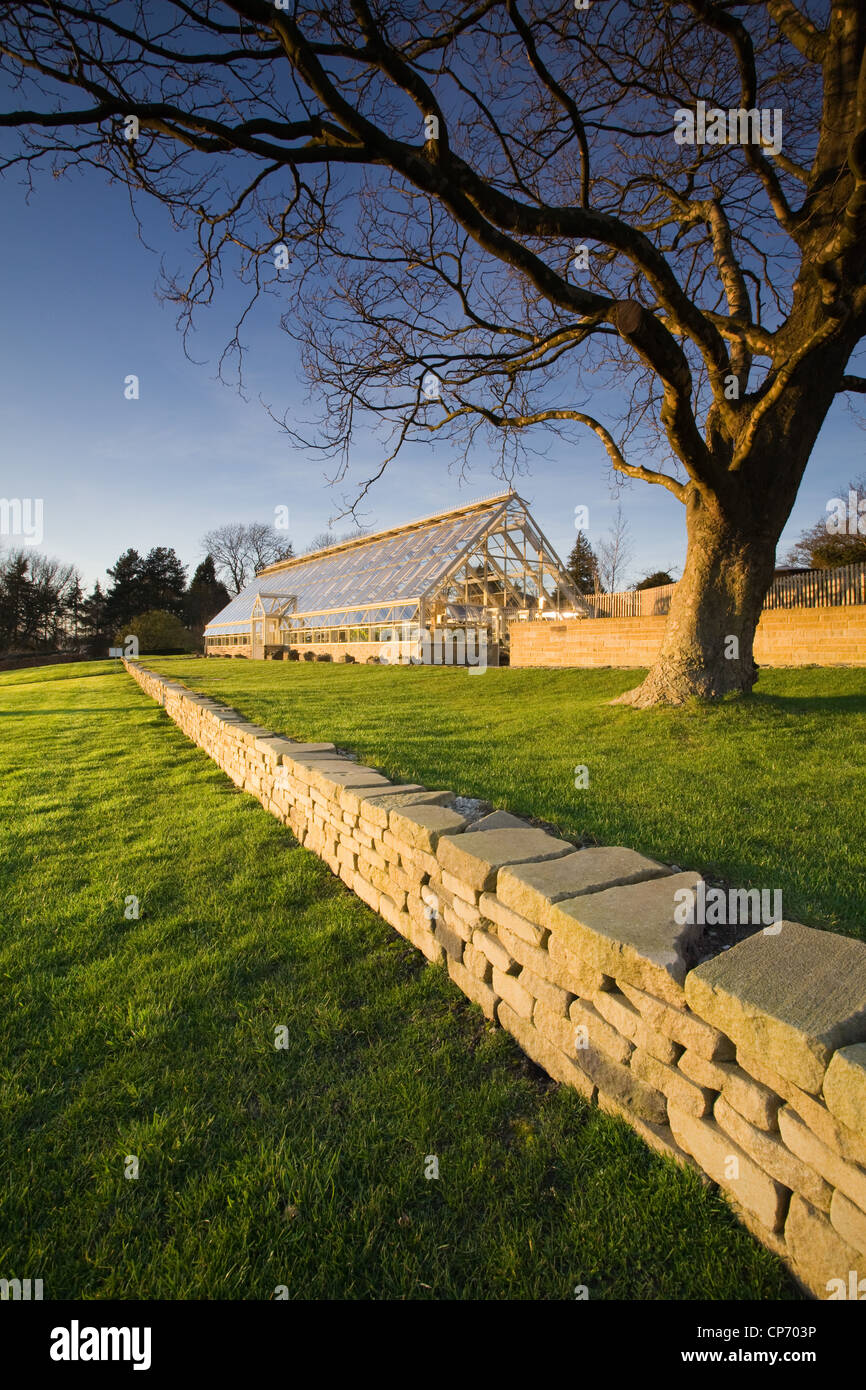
left=204, top=490, right=586, bottom=663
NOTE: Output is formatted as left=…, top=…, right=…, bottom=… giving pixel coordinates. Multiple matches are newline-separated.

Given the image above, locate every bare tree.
left=3, top=2, right=866, bottom=703
left=597, top=505, right=634, bottom=594
left=202, top=522, right=291, bottom=593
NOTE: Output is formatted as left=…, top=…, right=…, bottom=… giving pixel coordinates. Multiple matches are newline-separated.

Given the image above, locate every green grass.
left=144, top=656, right=866, bottom=941
left=0, top=662, right=799, bottom=1299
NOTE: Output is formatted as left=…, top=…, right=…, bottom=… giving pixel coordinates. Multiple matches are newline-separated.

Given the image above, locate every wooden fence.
left=580, top=561, right=866, bottom=619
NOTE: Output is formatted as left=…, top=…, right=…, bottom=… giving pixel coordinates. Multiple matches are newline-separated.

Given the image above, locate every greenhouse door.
left=251, top=620, right=264, bottom=660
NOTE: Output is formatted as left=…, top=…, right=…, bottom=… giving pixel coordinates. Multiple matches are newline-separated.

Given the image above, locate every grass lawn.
left=0, top=662, right=799, bottom=1299
left=144, top=656, right=866, bottom=942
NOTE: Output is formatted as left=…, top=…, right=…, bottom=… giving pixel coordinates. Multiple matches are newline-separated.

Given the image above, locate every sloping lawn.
left=144, top=657, right=866, bottom=942
left=0, top=662, right=797, bottom=1299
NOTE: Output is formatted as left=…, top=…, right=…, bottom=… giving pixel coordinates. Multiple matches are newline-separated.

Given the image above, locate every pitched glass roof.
left=205, top=495, right=512, bottom=633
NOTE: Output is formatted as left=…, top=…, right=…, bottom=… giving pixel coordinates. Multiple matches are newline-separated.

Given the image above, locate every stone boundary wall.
left=124, top=658, right=866, bottom=1299
left=510, top=606, right=866, bottom=669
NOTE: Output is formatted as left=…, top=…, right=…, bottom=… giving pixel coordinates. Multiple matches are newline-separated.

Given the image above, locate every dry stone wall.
left=124, top=658, right=866, bottom=1299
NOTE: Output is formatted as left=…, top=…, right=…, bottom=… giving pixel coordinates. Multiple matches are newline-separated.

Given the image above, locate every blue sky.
left=2, top=165, right=861, bottom=593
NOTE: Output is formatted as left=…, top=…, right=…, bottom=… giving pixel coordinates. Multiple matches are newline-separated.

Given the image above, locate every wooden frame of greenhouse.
left=203, top=490, right=587, bottom=665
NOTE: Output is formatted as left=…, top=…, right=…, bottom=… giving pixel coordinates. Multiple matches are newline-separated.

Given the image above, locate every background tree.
left=0, top=550, right=81, bottom=652
left=81, top=580, right=110, bottom=656
left=3, top=3, right=866, bottom=703
left=202, top=522, right=293, bottom=594
left=138, top=547, right=188, bottom=617
left=104, top=549, right=143, bottom=633
left=597, top=505, right=634, bottom=594
left=184, top=556, right=232, bottom=633
left=634, top=571, right=677, bottom=591
left=566, top=531, right=601, bottom=595
left=787, top=473, right=866, bottom=568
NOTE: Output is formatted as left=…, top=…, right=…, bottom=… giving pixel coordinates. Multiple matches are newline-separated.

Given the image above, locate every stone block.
left=469, top=811, right=529, bottom=831
left=433, top=919, right=465, bottom=962
left=497, top=847, right=670, bottom=928
left=492, top=967, right=534, bottom=1020
left=720, top=1067, right=782, bottom=1132
left=447, top=956, right=498, bottom=1020
left=345, top=786, right=452, bottom=823
left=785, top=1195, right=862, bottom=1300
left=714, top=1095, right=831, bottom=1211
left=738, top=1045, right=866, bottom=1170
left=668, top=1107, right=789, bottom=1233
left=548, top=872, right=704, bottom=1006
left=547, top=933, right=611, bottom=998
left=823, top=1044, right=866, bottom=1142
left=568, top=997, right=633, bottom=1065
left=497, top=1001, right=595, bottom=1100
left=478, top=893, right=546, bottom=947
left=403, top=911, right=445, bottom=964
left=463, top=943, right=492, bottom=983
left=441, top=870, right=479, bottom=905
left=388, top=804, right=468, bottom=854
left=685, top=921, right=866, bottom=1094
left=830, top=1190, right=866, bottom=1258
left=631, top=1048, right=714, bottom=1118
left=472, top=928, right=515, bottom=974
left=592, top=989, right=680, bottom=1065
left=437, top=827, right=573, bottom=894
left=518, top=966, right=573, bottom=1017
left=778, top=1106, right=866, bottom=1212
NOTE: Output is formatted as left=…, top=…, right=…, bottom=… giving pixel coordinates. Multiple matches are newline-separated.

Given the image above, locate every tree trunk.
left=614, top=487, right=780, bottom=708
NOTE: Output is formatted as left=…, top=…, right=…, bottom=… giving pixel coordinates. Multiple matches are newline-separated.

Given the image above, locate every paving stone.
left=478, top=893, right=546, bottom=947
left=785, top=1195, right=862, bottom=1300
left=830, top=1190, right=866, bottom=1258
left=632, top=1048, right=714, bottom=1118
left=686, top=921, right=866, bottom=1094
left=497, top=847, right=670, bottom=928
left=714, top=1096, right=832, bottom=1211
left=738, top=1045, right=866, bottom=1170
left=388, top=804, right=469, bottom=853
left=547, top=872, right=704, bottom=1007
left=668, top=1107, right=789, bottom=1233
left=437, top=827, right=574, bottom=894
left=497, top=1001, right=595, bottom=1100
left=778, top=1105, right=866, bottom=1213
left=823, top=1044, right=866, bottom=1142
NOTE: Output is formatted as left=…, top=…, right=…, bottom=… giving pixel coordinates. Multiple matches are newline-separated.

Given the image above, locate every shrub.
left=316, top=651, right=333, bottom=662
left=116, top=610, right=196, bottom=655
left=302, top=650, right=317, bottom=662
